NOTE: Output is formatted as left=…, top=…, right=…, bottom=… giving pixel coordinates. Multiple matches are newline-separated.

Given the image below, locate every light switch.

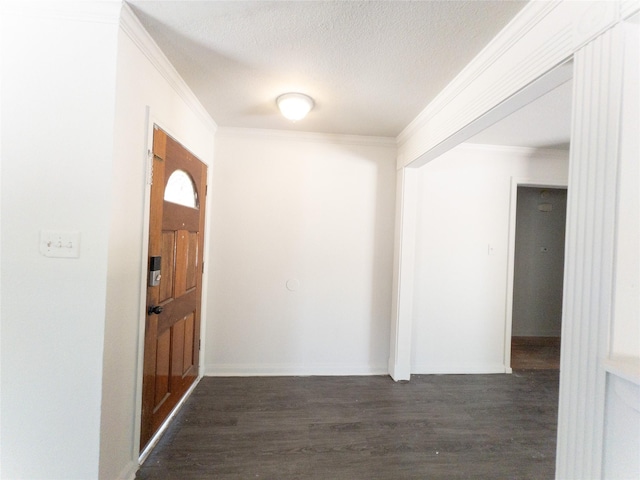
left=40, top=230, right=80, bottom=258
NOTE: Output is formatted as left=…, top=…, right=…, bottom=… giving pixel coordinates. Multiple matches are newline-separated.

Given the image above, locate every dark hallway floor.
left=136, top=370, right=559, bottom=480
left=511, top=336, right=561, bottom=370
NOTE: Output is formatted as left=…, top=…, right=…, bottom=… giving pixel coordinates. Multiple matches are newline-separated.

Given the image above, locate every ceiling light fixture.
left=276, top=93, right=314, bottom=121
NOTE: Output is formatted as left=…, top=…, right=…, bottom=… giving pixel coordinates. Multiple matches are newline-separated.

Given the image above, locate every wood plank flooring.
left=511, top=337, right=561, bottom=370
left=136, top=370, right=559, bottom=480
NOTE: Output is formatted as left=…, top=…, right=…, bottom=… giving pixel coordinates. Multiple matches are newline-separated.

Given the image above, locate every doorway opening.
left=510, top=186, right=567, bottom=370
left=459, top=64, right=573, bottom=375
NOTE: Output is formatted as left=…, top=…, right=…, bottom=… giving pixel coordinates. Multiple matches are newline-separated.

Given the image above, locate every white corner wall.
left=1, top=4, right=120, bottom=479
left=207, top=129, right=396, bottom=376
left=99, top=8, right=216, bottom=480
left=411, top=144, right=568, bottom=373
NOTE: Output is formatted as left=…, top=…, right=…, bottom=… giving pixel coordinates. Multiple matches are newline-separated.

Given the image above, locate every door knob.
left=148, top=305, right=163, bottom=315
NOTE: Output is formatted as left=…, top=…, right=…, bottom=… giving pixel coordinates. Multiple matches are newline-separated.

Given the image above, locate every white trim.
left=132, top=107, right=155, bottom=460
left=199, top=155, right=214, bottom=380
left=402, top=62, right=574, bottom=169
left=504, top=177, right=568, bottom=373
left=216, top=126, right=397, bottom=148
left=453, top=142, right=571, bottom=158
left=396, top=1, right=626, bottom=169
left=555, top=24, right=626, bottom=479
left=113, top=460, right=139, bottom=480
left=205, top=364, right=388, bottom=377
left=397, top=1, right=560, bottom=148
left=119, top=3, right=217, bottom=135
left=411, top=363, right=508, bottom=375
left=388, top=167, right=418, bottom=381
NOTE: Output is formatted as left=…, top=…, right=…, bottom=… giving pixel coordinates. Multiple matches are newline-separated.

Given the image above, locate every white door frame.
left=504, top=178, right=569, bottom=373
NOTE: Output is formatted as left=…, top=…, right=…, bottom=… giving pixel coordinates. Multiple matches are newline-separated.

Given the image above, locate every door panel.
left=154, top=331, right=171, bottom=408
left=183, top=313, right=195, bottom=370
left=159, top=232, right=175, bottom=303
left=174, top=230, right=195, bottom=298
left=186, top=234, right=198, bottom=290
left=141, top=126, right=207, bottom=450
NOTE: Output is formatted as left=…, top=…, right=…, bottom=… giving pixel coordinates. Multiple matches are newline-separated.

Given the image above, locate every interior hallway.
left=136, top=371, right=559, bottom=480
left=511, top=337, right=561, bottom=371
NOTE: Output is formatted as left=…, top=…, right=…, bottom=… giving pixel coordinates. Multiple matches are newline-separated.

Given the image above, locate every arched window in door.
left=164, top=169, right=198, bottom=208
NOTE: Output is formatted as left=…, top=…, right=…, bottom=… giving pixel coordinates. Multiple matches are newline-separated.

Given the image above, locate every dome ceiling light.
left=276, top=93, right=314, bottom=121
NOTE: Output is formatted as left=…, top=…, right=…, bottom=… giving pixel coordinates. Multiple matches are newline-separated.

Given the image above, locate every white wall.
left=99, top=9, right=216, bottom=480
left=411, top=144, right=568, bottom=373
left=610, top=19, right=639, bottom=360
left=603, top=375, right=640, bottom=479
left=1, top=4, right=120, bottom=479
left=207, top=129, right=396, bottom=376
left=1, top=4, right=217, bottom=479
left=602, top=18, right=640, bottom=480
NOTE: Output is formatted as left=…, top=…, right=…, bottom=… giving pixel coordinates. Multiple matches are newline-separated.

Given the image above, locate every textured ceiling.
left=129, top=0, right=528, bottom=137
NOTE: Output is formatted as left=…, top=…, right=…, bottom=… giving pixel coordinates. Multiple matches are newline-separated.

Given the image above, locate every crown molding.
left=216, top=127, right=397, bottom=148
left=397, top=1, right=560, bottom=147
left=396, top=0, right=630, bottom=169
left=119, top=2, right=217, bottom=134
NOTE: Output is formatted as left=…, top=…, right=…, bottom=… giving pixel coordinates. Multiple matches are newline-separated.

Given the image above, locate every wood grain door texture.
left=140, top=125, right=207, bottom=450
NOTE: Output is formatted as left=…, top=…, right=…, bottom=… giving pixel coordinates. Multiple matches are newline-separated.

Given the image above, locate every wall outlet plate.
left=40, top=230, right=80, bottom=258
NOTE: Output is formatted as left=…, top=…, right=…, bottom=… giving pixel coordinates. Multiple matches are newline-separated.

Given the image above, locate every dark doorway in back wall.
left=511, top=186, right=567, bottom=370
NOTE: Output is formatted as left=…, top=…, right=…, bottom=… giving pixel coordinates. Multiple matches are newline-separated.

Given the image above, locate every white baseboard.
left=410, top=362, right=508, bottom=375
left=205, top=363, right=388, bottom=377
left=116, top=460, right=139, bottom=480
left=206, top=362, right=511, bottom=377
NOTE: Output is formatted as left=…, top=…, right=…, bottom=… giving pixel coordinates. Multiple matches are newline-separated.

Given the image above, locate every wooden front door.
left=141, top=125, right=207, bottom=450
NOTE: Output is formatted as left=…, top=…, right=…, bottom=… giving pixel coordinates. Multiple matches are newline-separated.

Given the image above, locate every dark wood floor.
left=136, top=370, right=559, bottom=480
left=511, top=337, right=561, bottom=370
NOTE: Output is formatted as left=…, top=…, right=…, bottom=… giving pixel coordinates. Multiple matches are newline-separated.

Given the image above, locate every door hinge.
left=202, top=261, right=205, bottom=274
left=206, top=185, right=208, bottom=196
left=199, top=339, right=201, bottom=350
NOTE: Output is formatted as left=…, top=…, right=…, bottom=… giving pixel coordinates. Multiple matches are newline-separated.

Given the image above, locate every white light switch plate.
left=40, top=230, right=80, bottom=258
